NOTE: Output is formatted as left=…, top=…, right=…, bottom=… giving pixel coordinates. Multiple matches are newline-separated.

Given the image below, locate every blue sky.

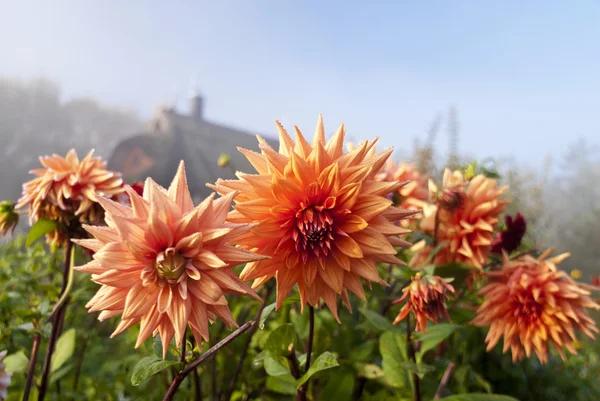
left=2, top=0, right=599, bottom=166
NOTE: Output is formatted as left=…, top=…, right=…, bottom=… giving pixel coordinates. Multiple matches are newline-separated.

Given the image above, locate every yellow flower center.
left=155, top=248, right=187, bottom=282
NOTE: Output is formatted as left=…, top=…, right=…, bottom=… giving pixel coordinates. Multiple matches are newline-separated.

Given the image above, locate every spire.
left=188, top=74, right=203, bottom=121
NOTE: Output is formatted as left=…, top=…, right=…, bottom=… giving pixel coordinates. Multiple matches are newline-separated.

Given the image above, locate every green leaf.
left=354, top=363, right=384, bottom=379
left=4, top=351, right=29, bottom=373
left=435, top=262, right=479, bottom=284
left=266, top=324, right=298, bottom=357
left=131, top=356, right=180, bottom=386
left=359, top=308, right=402, bottom=333
left=26, top=218, right=58, bottom=247
left=259, top=302, right=277, bottom=329
left=415, top=324, right=461, bottom=356
left=398, top=361, right=435, bottom=379
left=318, top=369, right=356, bottom=401
left=51, top=328, right=76, bottom=373
left=296, top=351, right=339, bottom=388
left=253, top=349, right=269, bottom=364
left=266, top=374, right=297, bottom=395
left=438, top=394, right=519, bottom=401
left=379, top=332, right=409, bottom=388
left=349, top=339, right=377, bottom=362
left=263, top=355, right=291, bottom=377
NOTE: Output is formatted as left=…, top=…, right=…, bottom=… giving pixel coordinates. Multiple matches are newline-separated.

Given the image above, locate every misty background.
left=1, top=1, right=599, bottom=278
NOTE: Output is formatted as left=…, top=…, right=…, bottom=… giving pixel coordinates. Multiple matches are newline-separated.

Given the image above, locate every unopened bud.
left=218, top=153, right=231, bottom=168
left=0, top=201, right=19, bottom=237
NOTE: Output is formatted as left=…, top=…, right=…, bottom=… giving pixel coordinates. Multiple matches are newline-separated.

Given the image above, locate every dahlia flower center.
left=155, top=248, right=187, bottom=282
left=293, top=198, right=335, bottom=262
left=513, top=292, right=543, bottom=324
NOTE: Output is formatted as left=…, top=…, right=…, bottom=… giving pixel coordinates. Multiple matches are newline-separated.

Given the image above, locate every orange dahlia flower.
left=74, top=162, right=264, bottom=356
left=16, top=149, right=124, bottom=246
left=411, top=168, right=509, bottom=269
left=209, top=116, right=417, bottom=320
left=472, top=250, right=600, bottom=364
left=393, top=273, right=455, bottom=332
left=378, top=160, right=429, bottom=211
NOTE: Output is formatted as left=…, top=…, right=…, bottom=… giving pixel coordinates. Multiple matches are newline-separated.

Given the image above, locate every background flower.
left=16, top=149, right=124, bottom=246
left=473, top=250, right=600, bottom=364
left=411, top=169, right=509, bottom=269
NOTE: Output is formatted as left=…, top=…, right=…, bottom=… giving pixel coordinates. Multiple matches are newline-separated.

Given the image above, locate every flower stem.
left=433, top=361, right=455, bottom=400
left=223, top=284, right=274, bottom=401
left=38, top=241, right=74, bottom=401
left=406, top=315, right=421, bottom=401
left=23, top=333, right=41, bottom=401
left=286, top=344, right=307, bottom=401
left=305, top=306, right=315, bottom=373
left=193, top=367, right=202, bottom=401
left=162, top=321, right=254, bottom=401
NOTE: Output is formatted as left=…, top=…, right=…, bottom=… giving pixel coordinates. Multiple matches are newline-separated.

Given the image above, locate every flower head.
left=393, top=273, right=455, bottom=332
left=0, top=350, right=11, bottom=401
left=209, top=115, right=417, bottom=321
left=0, top=201, right=19, bottom=237
left=74, top=161, right=264, bottom=357
left=491, top=212, right=526, bottom=254
left=472, top=250, right=600, bottom=364
left=378, top=161, right=429, bottom=210
left=16, top=149, right=125, bottom=246
left=411, top=169, right=509, bottom=269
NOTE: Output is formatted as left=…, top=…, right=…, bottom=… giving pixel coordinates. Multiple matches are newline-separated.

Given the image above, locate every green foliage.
left=25, top=218, right=58, bottom=247
left=130, top=357, right=180, bottom=386
left=295, top=352, right=339, bottom=388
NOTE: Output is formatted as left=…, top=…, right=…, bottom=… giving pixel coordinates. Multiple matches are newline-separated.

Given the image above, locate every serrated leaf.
left=359, top=308, right=402, bottom=333
left=266, top=374, right=297, bottom=395
left=26, top=218, right=58, bottom=247
left=259, top=302, right=277, bottom=329
left=415, top=324, right=461, bottom=356
left=266, top=324, right=298, bottom=357
left=4, top=351, right=29, bottom=373
left=296, top=352, right=339, bottom=388
left=131, top=356, right=179, bottom=386
left=51, top=328, right=75, bottom=373
left=438, top=394, right=519, bottom=401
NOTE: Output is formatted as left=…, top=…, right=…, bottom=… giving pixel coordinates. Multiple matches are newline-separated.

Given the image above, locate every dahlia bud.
left=393, top=273, right=455, bottom=332
left=0, top=201, right=19, bottom=237
left=217, top=153, right=231, bottom=168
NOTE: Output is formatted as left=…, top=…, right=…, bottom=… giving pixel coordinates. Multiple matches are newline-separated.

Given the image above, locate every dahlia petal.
left=203, top=269, right=261, bottom=301
left=158, top=319, right=175, bottom=358
left=111, top=317, right=139, bottom=339
left=189, top=301, right=210, bottom=342
left=188, top=275, right=227, bottom=305
left=123, top=282, right=158, bottom=319
left=337, top=215, right=368, bottom=233
left=335, top=235, right=364, bottom=258
left=237, top=147, right=269, bottom=174
left=126, top=186, right=150, bottom=220
left=196, top=250, right=227, bottom=268
left=168, top=161, right=195, bottom=213
left=136, top=304, right=161, bottom=348
left=312, top=114, right=326, bottom=147
left=353, top=228, right=397, bottom=255
left=320, top=262, right=344, bottom=294
left=325, top=123, right=345, bottom=161
left=276, top=120, right=295, bottom=156
left=216, top=245, right=268, bottom=264
left=74, top=260, right=105, bottom=274
left=94, top=243, right=147, bottom=271
left=82, top=225, right=121, bottom=244
left=293, top=126, right=312, bottom=158
left=167, top=295, right=192, bottom=348
left=157, top=285, right=173, bottom=314
left=211, top=304, right=239, bottom=329
left=353, top=195, right=392, bottom=222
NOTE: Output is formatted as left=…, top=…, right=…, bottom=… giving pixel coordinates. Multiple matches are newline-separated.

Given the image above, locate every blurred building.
left=109, top=92, right=276, bottom=201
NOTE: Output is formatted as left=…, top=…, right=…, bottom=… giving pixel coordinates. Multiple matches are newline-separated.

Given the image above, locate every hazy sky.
left=2, top=0, right=599, bottom=166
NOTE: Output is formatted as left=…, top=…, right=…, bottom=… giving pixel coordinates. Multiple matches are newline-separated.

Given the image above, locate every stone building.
left=109, top=92, right=276, bottom=201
